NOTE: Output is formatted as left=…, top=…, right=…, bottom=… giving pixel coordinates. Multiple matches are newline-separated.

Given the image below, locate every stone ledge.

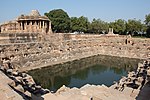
left=0, top=71, right=23, bottom=100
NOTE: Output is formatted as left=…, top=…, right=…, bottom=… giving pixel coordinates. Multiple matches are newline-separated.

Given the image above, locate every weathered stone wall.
left=0, top=33, right=39, bottom=43
left=41, top=60, right=150, bottom=100
left=27, top=55, right=141, bottom=92
left=0, top=34, right=149, bottom=71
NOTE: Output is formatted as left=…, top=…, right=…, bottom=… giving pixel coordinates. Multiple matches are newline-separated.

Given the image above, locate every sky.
left=0, top=0, right=150, bottom=23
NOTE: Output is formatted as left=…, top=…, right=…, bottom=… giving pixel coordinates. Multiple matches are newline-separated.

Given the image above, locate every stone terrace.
left=0, top=34, right=149, bottom=72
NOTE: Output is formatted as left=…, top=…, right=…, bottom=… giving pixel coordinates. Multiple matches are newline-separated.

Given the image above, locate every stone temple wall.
left=0, top=33, right=39, bottom=43
left=0, top=34, right=149, bottom=71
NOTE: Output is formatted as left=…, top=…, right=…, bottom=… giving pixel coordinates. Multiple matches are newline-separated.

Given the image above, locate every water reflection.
left=28, top=55, right=142, bottom=92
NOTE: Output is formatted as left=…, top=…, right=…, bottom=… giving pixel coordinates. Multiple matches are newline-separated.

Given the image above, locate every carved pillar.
left=24, top=21, right=26, bottom=30
left=25, top=21, right=27, bottom=32
left=24, top=21, right=27, bottom=31
left=41, top=21, right=43, bottom=32
left=45, top=21, right=47, bottom=28
left=43, top=21, right=45, bottom=29
left=49, top=21, right=51, bottom=33
left=35, top=21, right=37, bottom=31
left=31, top=21, right=33, bottom=25
left=39, top=21, right=41, bottom=29
left=36, top=21, right=40, bottom=32
left=31, top=21, right=33, bottom=32
left=41, top=21, right=43, bottom=28
left=28, top=21, right=32, bottom=32
left=20, top=22, right=23, bottom=31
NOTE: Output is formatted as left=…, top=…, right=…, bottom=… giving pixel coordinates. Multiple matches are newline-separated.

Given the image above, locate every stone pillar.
left=36, top=21, right=38, bottom=32
left=31, top=21, right=33, bottom=32
left=43, top=21, right=45, bottom=28
left=20, top=22, right=23, bottom=31
left=24, top=21, right=26, bottom=31
left=45, top=22, right=47, bottom=28
left=24, top=21, right=27, bottom=31
left=26, top=21, right=28, bottom=31
left=39, top=21, right=41, bottom=29
left=31, top=21, right=33, bottom=25
left=35, top=21, right=37, bottom=31
left=29, top=21, right=31, bottom=32
left=36, top=21, right=38, bottom=29
left=41, top=21, right=43, bottom=29
left=49, top=21, right=51, bottom=33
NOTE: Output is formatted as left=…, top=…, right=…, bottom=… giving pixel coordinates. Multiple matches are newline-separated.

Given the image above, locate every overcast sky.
left=0, top=0, right=150, bottom=23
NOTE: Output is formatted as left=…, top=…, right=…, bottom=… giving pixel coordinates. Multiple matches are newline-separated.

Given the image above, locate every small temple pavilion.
left=0, top=10, right=52, bottom=34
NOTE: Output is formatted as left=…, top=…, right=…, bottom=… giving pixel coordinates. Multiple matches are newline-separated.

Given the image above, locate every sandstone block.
left=15, top=84, right=24, bottom=93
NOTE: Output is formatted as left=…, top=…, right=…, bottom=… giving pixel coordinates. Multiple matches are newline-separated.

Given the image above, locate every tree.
left=126, top=19, right=143, bottom=36
left=145, top=14, right=150, bottom=26
left=89, top=18, right=108, bottom=34
left=145, top=14, right=150, bottom=37
left=45, top=9, right=71, bottom=33
left=70, top=17, right=79, bottom=32
left=109, top=19, right=126, bottom=35
left=70, top=16, right=90, bottom=33
left=78, top=16, right=90, bottom=33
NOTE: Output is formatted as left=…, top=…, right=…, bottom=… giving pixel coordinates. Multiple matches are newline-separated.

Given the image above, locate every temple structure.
left=0, top=10, right=52, bottom=43
left=0, top=10, right=52, bottom=34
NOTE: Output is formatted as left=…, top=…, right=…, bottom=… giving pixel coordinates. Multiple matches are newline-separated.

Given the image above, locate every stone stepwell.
left=0, top=10, right=150, bottom=99
left=43, top=60, right=150, bottom=100
left=0, top=35, right=149, bottom=72
left=0, top=58, right=150, bottom=100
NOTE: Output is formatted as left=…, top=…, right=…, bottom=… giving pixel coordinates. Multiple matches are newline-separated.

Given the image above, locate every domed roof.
left=29, top=10, right=41, bottom=16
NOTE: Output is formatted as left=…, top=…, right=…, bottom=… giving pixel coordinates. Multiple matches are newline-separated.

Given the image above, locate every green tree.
left=45, top=9, right=71, bottom=33
left=70, top=17, right=79, bottom=32
left=109, top=19, right=126, bottom=35
left=145, top=14, right=150, bottom=37
left=78, top=16, right=89, bottom=33
left=89, top=18, right=108, bottom=34
left=126, top=19, right=143, bottom=36
left=70, top=16, right=90, bottom=33
left=145, top=14, right=150, bottom=26
left=146, top=27, right=150, bottom=37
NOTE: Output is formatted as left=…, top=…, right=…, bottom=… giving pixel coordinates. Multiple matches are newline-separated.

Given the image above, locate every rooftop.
left=29, top=10, right=41, bottom=16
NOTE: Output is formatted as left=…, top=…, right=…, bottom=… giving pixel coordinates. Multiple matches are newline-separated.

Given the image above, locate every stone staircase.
left=43, top=84, right=136, bottom=100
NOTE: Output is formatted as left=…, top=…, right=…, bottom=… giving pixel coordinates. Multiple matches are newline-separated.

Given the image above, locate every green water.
left=28, top=55, right=142, bottom=92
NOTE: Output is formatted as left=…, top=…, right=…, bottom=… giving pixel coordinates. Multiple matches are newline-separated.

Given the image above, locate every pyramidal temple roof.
left=0, top=10, right=50, bottom=25
left=29, top=10, right=41, bottom=16
left=16, top=10, right=49, bottom=21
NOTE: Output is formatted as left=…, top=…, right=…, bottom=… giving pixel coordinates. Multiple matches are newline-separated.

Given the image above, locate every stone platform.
left=42, top=84, right=138, bottom=100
